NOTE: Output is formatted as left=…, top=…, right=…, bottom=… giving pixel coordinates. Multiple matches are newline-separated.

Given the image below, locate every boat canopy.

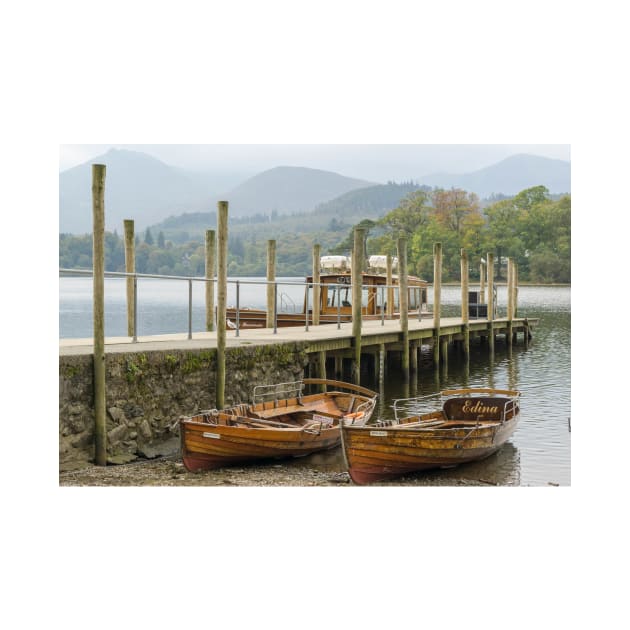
left=368, top=255, right=398, bottom=271
left=320, top=255, right=350, bottom=271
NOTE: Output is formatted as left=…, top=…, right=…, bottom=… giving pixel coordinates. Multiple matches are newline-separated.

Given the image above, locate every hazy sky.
left=59, top=144, right=570, bottom=182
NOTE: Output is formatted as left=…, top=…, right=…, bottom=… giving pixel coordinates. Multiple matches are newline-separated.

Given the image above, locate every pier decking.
left=59, top=315, right=534, bottom=356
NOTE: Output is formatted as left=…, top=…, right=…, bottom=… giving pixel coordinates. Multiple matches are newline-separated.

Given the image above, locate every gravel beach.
left=58, top=453, right=512, bottom=487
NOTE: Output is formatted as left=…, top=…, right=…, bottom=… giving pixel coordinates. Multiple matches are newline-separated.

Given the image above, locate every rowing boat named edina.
left=340, top=388, right=521, bottom=485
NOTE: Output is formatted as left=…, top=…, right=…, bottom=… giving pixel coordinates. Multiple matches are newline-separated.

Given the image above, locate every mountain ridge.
left=59, top=149, right=570, bottom=234
left=417, top=153, right=570, bottom=197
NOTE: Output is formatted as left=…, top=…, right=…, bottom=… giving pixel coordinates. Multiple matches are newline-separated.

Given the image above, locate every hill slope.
left=148, top=182, right=421, bottom=243
left=59, top=149, right=244, bottom=234
left=59, top=152, right=373, bottom=233
left=215, top=166, right=374, bottom=217
left=417, top=154, right=570, bottom=197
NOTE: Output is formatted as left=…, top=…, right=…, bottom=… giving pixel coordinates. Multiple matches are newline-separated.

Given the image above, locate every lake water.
left=59, top=277, right=571, bottom=486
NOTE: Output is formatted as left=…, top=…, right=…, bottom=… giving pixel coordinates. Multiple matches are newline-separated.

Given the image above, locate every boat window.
left=375, top=286, right=385, bottom=310
left=341, top=287, right=351, bottom=307
left=362, top=288, right=371, bottom=307
left=328, top=286, right=336, bottom=307
left=409, top=288, right=418, bottom=309
left=307, top=286, right=325, bottom=310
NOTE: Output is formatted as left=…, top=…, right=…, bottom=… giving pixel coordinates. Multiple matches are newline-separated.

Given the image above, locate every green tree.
left=378, top=189, right=431, bottom=238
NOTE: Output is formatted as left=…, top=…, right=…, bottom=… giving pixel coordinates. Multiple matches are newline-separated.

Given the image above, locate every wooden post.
left=513, top=262, right=519, bottom=319
left=312, top=243, right=321, bottom=326
left=480, top=260, right=486, bottom=304
left=410, top=340, right=418, bottom=373
left=266, top=239, right=276, bottom=329
left=123, top=219, right=135, bottom=338
left=334, top=355, right=343, bottom=379
left=216, top=201, right=229, bottom=409
left=487, top=252, right=495, bottom=352
left=379, top=344, right=386, bottom=384
left=441, top=337, right=449, bottom=367
left=318, top=351, right=327, bottom=391
left=433, top=242, right=442, bottom=366
left=460, top=248, right=470, bottom=359
left=507, top=257, right=514, bottom=348
left=92, top=164, right=107, bottom=466
left=398, top=236, right=409, bottom=383
left=386, top=253, right=394, bottom=319
left=205, top=229, right=216, bottom=332
left=351, top=227, right=366, bottom=384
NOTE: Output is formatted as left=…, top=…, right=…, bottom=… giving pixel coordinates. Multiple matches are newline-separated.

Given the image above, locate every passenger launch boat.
left=226, top=255, right=429, bottom=329
left=180, top=378, right=377, bottom=472
left=340, top=388, right=521, bottom=485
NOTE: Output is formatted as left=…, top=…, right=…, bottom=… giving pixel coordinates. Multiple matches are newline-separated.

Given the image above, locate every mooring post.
left=351, top=227, right=366, bottom=384
left=480, top=260, right=486, bottom=304
left=461, top=248, right=470, bottom=359
left=266, top=239, right=276, bottom=329
left=216, top=201, right=229, bottom=409
left=379, top=343, right=386, bottom=385
left=92, top=164, right=107, bottom=466
left=487, top=252, right=495, bottom=352
left=433, top=242, right=442, bottom=367
left=507, top=257, right=514, bottom=349
left=386, top=253, right=394, bottom=319
left=410, top=340, right=418, bottom=373
left=123, top=219, right=135, bottom=338
left=205, top=229, right=216, bottom=332
left=312, top=243, right=321, bottom=326
left=334, top=354, right=343, bottom=379
left=513, top=261, right=519, bottom=318
left=318, top=351, right=327, bottom=391
left=398, top=236, right=409, bottom=383
left=441, top=336, right=449, bottom=369
left=379, top=343, right=386, bottom=418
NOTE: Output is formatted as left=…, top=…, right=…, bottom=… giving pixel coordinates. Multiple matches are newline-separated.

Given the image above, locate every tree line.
left=59, top=185, right=570, bottom=283
left=332, top=185, right=570, bottom=283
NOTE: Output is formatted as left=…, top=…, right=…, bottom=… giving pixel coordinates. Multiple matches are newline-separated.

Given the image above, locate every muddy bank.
left=58, top=455, right=512, bottom=487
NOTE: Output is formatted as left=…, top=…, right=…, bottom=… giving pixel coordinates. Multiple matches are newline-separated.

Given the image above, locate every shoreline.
left=58, top=454, right=521, bottom=487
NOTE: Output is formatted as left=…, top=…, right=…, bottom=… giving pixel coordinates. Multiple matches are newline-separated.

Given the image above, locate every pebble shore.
left=58, top=454, right=510, bottom=487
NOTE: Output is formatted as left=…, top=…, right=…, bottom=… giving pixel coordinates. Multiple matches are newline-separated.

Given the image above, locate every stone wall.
left=59, top=343, right=309, bottom=471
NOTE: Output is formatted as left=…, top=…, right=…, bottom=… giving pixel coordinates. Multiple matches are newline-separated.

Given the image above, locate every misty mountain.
left=212, top=166, right=374, bottom=217
left=59, top=149, right=248, bottom=234
left=311, top=182, right=426, bottom=218
left=59, top=151, right=373, bottom=234
left=59, top=149, right=570, bottom=235
left=148, top=182, right=422, bottom=243
left=417, top=154, right=570, bottom=197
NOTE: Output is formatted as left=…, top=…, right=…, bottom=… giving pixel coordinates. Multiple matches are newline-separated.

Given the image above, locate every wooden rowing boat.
left=340, top=388, right=520, bottom=484
left=180, top=378, right=377, bottom=472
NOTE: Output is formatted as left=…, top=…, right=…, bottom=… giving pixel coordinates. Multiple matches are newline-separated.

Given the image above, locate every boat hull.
left=341, top=418, right=518, bottom=485
left=181, top=421, right=342, bottom=471
left=180, top=380, right=377, bottom=472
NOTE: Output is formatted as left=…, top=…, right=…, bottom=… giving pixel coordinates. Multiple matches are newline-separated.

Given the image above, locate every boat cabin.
left=305, top=255, right=428, bottom=318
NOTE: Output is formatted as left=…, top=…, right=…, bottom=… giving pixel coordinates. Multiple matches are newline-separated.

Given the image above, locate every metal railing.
left=60, top=268, right=427, bottom=341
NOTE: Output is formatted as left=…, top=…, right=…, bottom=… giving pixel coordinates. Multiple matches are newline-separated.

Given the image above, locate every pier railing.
left=59, top=268, right=428, bottom=341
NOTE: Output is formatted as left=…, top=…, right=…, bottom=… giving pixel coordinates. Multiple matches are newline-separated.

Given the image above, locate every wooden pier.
left=59, top=313, right=535, bottom=362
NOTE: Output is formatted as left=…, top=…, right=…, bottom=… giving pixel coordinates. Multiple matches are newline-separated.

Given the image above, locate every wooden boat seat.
left=256, top=403, right=343, bottom=419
